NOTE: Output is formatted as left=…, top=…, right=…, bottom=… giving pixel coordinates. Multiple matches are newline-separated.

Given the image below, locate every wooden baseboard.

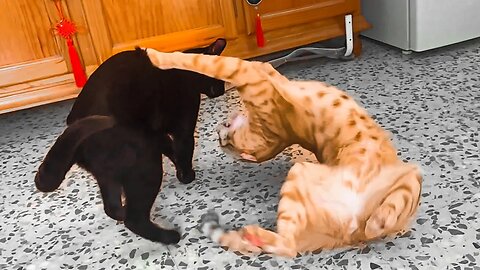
left=224, top=14, right=370, bottom=59
left=0, top=79, right=79, bottom=115
left=0, top=65, right=97, bottom=115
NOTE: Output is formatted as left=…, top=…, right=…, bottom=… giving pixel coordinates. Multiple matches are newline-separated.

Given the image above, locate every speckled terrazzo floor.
left=1, top=38, right=479, bottom=270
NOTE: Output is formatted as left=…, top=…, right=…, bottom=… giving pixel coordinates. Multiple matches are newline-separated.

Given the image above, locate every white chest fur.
left=310, top=169, right=365, bottom=233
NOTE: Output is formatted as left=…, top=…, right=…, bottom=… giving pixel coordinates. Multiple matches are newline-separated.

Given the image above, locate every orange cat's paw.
left=241, top=225, right=297, bottom=258
left=365, top=204, right=398, bottom=239
left=240, top=153, right=258, bottom=162
left=220, top=230, right=262, bottom=255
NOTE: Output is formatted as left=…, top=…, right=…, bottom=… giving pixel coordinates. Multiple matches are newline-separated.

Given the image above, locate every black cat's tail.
left=35, top=115, right=115, bottom=192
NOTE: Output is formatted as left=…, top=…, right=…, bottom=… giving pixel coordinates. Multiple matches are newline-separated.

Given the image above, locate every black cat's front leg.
left=160, top=133, right=176, bottom=163
left=171, top=135, right=195, bottom=184
left=97, top=180, right=125, bottom=221
left=123, top=165, right=181, bottom=244
left=160, top=133, right=195, bottom=184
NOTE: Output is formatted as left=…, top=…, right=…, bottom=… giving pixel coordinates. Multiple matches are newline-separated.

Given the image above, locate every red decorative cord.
left=246, top=1, right=265, bottom=48
left=53, top=0, right=87, bottom=87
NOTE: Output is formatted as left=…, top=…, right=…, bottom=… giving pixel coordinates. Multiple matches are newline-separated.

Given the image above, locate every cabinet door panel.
left=244, top=0, right=359, bottom=34
left=85, top=0, right=236, bottom=61
left=101, top=0, right=166, bottom=44
left=0, top=0, right=71, bottom=87
left=160, top=0, right=224, bottom=33
left=0, top=0, right=58, bottom=66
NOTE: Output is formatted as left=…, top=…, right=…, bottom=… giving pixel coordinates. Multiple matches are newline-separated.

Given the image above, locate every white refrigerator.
left=361, top=0, right=480, bottom=52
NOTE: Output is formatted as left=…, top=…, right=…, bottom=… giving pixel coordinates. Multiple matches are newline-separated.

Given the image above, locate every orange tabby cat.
left=146, top=50, right=423, bottom=257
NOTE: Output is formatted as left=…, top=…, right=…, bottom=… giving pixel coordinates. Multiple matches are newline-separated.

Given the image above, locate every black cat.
left=35, top=39, right=227, bottom=244
left=67, top=38, right=227, bottom=184
left=35, top=116, right=182, bottom=244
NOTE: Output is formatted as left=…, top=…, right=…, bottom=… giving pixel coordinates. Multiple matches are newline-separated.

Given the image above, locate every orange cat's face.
left=217, top=113, right=257, bottom=161
left=217, top=113, right=245, bottom=148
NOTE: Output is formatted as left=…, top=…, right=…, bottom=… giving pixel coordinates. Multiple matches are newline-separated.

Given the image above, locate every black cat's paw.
left=104, top=205, right=126, bottom=221
left=34, top=169, right=62, bottom=192
left=177, top=169, right=195, bottom=184
left=124, top=220, right=181, bottom=244
left=161, top=230, right=181, bottom=244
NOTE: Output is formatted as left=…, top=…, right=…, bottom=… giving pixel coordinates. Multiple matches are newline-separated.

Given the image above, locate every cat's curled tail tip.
left=198, top=209, right=224, bottom=242
left=199, top=209, right=220, bottom=231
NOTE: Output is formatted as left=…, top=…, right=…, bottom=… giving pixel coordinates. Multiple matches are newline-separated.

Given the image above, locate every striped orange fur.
left=146, top=50, right=423, bottom=257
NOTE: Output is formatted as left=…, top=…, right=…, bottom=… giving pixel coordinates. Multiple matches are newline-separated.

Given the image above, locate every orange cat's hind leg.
left=241, top=225, right=298, bottom=258
left=365, top=166, right=422, bottom=239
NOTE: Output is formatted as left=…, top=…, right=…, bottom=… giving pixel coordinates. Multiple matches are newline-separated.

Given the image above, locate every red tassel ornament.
left=66, top=39, right=87, bottom=87
left=53, top=0, right=87, bottom=87
left=255, top=13, right=265, bottom=47
left=246, top=0, right=265, bottom=48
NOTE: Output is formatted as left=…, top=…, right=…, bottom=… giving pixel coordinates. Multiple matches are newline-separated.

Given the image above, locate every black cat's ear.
left=205, top=38, right=227, bottom=55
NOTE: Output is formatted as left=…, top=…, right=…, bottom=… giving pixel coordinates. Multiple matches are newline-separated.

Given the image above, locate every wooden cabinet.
left=0, top=0, right=370, bottom=114
left=228, top=0, right=368, bottom=57
left=82, top=0, right=238, bottom=62
left=244, top=0, right=359, bottom=33
left=0, top=0, right=89, bottom=113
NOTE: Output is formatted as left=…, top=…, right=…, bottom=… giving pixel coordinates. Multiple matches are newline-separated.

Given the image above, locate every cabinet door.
left=0, top=0, right=71, bottom=87
left=83, top=0, right=237, bottom=62
left=0, top=0, right=99, bottom=113
left=243, top=0, right=359, bottom=34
